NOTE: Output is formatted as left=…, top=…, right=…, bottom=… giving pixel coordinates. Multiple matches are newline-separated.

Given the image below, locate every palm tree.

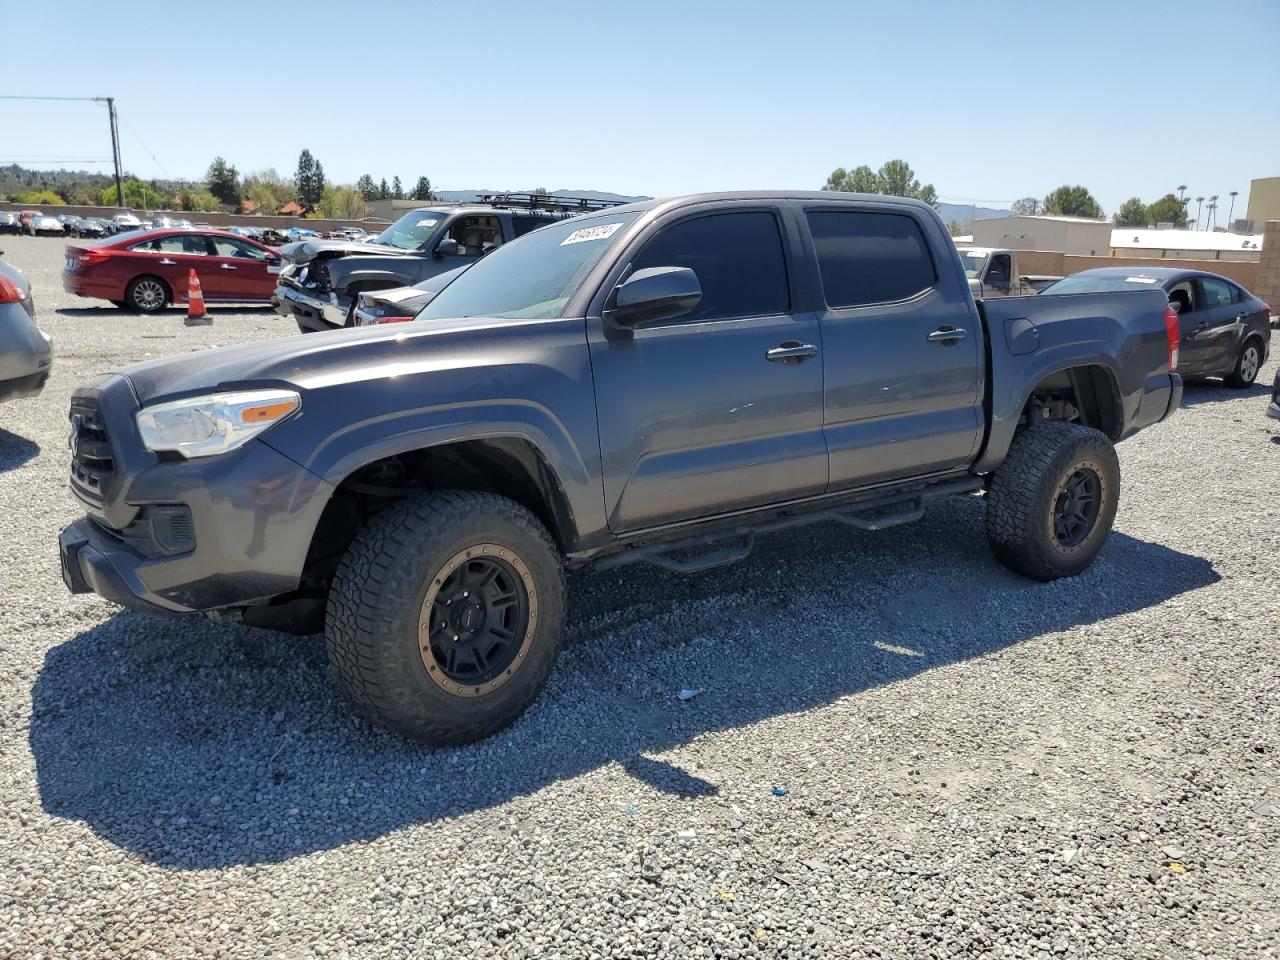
left=1209, top=195, right=1219, bottom=230
left=1177, top=184, right=1188, bottom=203
left=1227, top=190, right=1238, bottom=225
left=1194, top=196, right=1204, bottom=229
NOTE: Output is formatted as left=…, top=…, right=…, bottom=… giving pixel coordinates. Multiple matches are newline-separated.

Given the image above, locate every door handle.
left=1197, top=320, right=1210, bottom=330
left=766, top=341, right=817, bottom=363
left=927, top=326, right=967, bottom=344
left=220, top=263, right=237, bottom=270
left=157, top=258, right=176, bottom=265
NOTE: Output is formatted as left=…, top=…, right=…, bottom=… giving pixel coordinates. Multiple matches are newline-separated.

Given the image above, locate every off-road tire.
left=985, top=421, right=1120, bottom=581
left=125, top=276, right=171, bottom=313
left=1225, top=338, right=1263, bottom=389
left=325, top=490, right=566, bottom=745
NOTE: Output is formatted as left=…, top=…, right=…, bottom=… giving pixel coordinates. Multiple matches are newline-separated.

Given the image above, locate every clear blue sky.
left=3, top=0, right=1276, bottom=215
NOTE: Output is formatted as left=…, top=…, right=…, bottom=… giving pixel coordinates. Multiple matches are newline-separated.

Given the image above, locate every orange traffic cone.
left=185, top=268, right=210, bottom=326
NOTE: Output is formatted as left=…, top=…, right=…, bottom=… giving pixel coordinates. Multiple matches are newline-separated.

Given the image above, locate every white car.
left=32, top=216, right=64, bottom=236
left=113, top=213, right=143, bottom=233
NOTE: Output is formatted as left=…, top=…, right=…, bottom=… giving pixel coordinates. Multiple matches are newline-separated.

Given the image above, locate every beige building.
left=971, top=215, right=1112, bottom=256
left=1246, top=176, right=1280, bottom=230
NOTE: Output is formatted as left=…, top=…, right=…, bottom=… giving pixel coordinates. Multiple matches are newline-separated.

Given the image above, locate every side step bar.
left=594, top=477, right=984, bottom=574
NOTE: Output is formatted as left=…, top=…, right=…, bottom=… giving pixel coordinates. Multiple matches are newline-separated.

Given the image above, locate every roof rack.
left=477, top=192, right=627, bottom=213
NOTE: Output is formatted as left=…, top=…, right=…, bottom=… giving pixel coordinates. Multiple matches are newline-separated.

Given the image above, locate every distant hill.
left=937, top=202, right=1013, bottom=226
left=434, top=188, right=650, bottom=204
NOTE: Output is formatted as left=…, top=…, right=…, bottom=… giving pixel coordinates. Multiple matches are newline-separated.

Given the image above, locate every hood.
left=281, top=237, right=411, bottom=265
left=119, top=316, right=537, bottom=404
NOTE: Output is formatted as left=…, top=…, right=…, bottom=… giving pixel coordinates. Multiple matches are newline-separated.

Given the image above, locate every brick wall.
left=1256, top=221, right=1280, bottom=308
left=1014, top=249, right=1259, bottom=290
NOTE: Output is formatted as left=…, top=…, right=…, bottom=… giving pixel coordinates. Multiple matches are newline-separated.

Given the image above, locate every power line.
left=0, top=94, right=124, bottom=203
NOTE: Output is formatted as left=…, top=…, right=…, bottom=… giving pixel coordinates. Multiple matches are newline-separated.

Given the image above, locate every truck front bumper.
left=273, top=283, right=349, bottom=334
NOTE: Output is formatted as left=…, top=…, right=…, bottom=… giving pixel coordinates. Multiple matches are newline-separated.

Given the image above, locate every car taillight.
left=371, top=314, right=412, bottom=325
left=75, top=249, right=110, bottom=266
left=0, top=275, right=24, bottom=303
left=1163, top=303, right=1180, bottom=372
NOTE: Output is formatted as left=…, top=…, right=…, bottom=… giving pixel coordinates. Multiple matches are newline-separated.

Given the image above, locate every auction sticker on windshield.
left=561, top=222, right=624, bottom=245
left=1124, top=276, right=1159, bottom=284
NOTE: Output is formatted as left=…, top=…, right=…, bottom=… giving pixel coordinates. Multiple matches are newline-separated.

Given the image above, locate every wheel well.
left=1020, top=365, right=1122, bottom=440
left=297, top=438, right=575, bottom=603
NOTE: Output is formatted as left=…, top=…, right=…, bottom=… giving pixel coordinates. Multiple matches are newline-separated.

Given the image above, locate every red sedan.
left=62, top=228, right=283, bottom=313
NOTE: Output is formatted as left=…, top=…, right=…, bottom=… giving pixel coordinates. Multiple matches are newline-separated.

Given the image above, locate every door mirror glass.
left=1168, top=299, right=1182, bottom=314
left=604, top=266, right=702, bottom=328
left=434, top=237, right=459, bottom=259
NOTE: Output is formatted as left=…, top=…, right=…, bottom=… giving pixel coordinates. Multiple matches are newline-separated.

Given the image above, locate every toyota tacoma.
left=60, top=191, right=1183, bottom=744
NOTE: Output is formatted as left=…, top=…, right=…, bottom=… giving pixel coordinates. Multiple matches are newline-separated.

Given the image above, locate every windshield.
left=1039, top=273, right=1166, bottom=295
left=375, top=210, right=444, bottom=250
left=958, top=251, right=987, bottom=279
left=418, top=213, right=640, bottom=321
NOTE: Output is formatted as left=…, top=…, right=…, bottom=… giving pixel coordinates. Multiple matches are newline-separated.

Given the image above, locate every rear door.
left=586, top=204, right=827, bottom=532
left=802, top=204, right=984, bottom=490
left=124, top=233, right=212, bottom=300
left=206, top=234, right=275, bottom=301
left=1192, top=276, right=1245, bottom=373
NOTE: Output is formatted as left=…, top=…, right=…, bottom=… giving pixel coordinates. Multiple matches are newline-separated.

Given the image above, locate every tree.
left=294, top=149, right=325, bottom=211
left=356, top=174, right=378, bottom=201
left=205, top=157, right=240, bottom=205
left=378, top=178, right=389, bottom=200
left=1193, top=196, right=1204, bottom=229
left=1041, top=185, right=1103, bottom=219
left=316, top=186, right=371, bottom=220
left=410, top=176, right=434, bottom=201
left=823, top=165, right=880, bottom=193
left=16, top=190, right=64, bottom=205
left=177, top=185, right=220, bottom=212
left=1176, top=184, right=1188, bottom=203
left=1227, top=190, right=1238, bottom=224
left=100, top=179, right=165, bottom=208
left=391, top=176, right=404, bottom=200
left=946, top=219, right=966, bottom=237
left=242, top=168, right=293, bottom=215
left=1011, top=197, right=1039, bottom=216
left=1114, top=197, right=1149, bottom=227
left=1145, top=193, right=1188, bottom=228
left=822, top=159, right=937, bottom=207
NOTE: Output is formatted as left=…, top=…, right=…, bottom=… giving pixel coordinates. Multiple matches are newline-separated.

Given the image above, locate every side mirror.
left=1168, top=300, right=1182, bottom=314
left=604, top=266, right=702, bottom=327
left=433, top=237, right=459, bottom=259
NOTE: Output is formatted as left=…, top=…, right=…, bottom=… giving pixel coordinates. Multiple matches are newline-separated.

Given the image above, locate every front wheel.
left=325, top=490, right=566, bottom=744
left=1225, top=340, right=1262, bottom=388
left=985, top=421, right=1120, bottom=581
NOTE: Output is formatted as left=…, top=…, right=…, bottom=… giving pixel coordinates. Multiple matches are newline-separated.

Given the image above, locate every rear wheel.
left=1225, top=339, right=1262, bottom=388
left=125, top=276, right=170, bottom=313
left=985, top=421, right=1120, bottom=581
left=325, top=490, right=566, bottom=744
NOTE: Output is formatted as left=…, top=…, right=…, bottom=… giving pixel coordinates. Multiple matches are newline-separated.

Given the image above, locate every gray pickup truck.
left=60, top=191, right=1183, bottom=744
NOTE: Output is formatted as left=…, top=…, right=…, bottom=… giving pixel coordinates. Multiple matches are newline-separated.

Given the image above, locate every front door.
left=1190, top=275, right=1245, bottom=374
left=207, top=234, right=275, bottom=302
left=125, top=232, right=213, bottom=302
left=587, top=207, right=827, bottom=533
left=803, top=206, right=985, bottom=490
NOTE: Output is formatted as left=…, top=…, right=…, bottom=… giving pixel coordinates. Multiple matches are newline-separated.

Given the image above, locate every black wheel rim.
left=1052, top=466, right=1101, bottom=548
left=419, top=545, right=536, bottom=696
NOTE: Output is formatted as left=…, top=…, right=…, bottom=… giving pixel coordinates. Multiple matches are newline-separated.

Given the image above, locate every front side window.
left=374, top=210, right=443, bottom=250
left=631, top=211, right=790, bottom=321
left=418, top=212, right=640, bottom=321
left=211, top=236, right=267, bottom=260
left=806, top=210, right=936, bottom=308
left=986, top=254, right=1011, bottom=284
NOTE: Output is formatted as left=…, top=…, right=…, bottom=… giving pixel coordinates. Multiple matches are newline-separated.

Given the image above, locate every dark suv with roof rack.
left=274, top=194, right=619, bottom=332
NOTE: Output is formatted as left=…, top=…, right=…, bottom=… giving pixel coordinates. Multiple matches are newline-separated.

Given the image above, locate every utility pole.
left=103, top=97, right=124, bottom=208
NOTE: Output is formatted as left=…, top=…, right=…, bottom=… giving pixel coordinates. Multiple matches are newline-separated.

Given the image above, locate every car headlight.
left=135, top=389, right=301, bottom=459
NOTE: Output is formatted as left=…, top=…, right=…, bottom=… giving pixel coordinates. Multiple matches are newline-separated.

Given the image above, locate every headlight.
left=136, top=389, right=301, bottom=459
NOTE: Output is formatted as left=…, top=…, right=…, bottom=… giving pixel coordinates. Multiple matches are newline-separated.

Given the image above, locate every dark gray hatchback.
left=1041, top=267, right=1271, bottom=387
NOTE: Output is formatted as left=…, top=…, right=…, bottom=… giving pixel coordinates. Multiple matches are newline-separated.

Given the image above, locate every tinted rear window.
left=806, top=210, right=936, bottom=308
left=1040, top=273, right=1168, bottom=295
left=632, top=210, right=790, bottom=321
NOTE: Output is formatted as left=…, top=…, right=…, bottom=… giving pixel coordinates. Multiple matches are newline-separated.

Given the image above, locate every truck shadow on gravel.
left=30, top=496, right=1219, bottom=869
left=0, top=428, right=38, bottom=473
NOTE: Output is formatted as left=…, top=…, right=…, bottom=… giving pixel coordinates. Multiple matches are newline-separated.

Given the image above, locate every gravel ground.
left=1, top=233, right=1278, bottom=959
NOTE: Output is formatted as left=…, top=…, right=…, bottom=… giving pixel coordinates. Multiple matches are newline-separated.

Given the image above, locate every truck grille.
left=69, top=398, right=115, bottom=503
